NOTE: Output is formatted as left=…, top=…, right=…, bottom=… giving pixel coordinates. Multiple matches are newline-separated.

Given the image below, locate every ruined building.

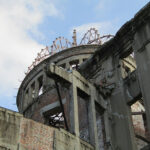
left=1, top=2, right=150, bottom=150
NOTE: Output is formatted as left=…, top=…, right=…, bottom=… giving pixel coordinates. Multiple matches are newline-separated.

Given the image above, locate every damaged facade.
left=1, top=2, right=150, bottom=150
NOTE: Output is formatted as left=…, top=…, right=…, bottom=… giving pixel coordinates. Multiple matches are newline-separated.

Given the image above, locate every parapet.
left=0, top=107, right=94, bottom=150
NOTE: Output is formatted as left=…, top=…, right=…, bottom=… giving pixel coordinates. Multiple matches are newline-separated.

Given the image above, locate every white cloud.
left=0, top=0, right=62, bottom=97
left=71, top=22, right=116, bottom=44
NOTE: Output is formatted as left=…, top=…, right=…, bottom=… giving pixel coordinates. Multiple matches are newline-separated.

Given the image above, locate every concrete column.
left=79, top=59, right=83, bottom=65
left=24, top=89, right=28, bottom=109
left=103, top=109, right=112, bottom=150
left=43, top=72, right=47, bottom=92
left=20, top=90, right=24, bottom=113
left=69, top=76, right=80, bottom=150
left=133, top=22, right=150, bottom=133
left=35, top=79, right=40, bottom=98
left=66, top=62, right=71, bottom=70
left=107, top=57, right=137, bottom=150
left=69, top=76, right=79, bottom=137
left=88, top=85, right=99, bottom=150
left=28, top=85, right=32, bottom=105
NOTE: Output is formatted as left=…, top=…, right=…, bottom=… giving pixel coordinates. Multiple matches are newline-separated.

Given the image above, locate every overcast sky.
left=0, top=0, right=149, bottom=111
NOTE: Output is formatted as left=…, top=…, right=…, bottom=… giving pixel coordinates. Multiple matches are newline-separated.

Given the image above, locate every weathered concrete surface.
left=17, top=45, right=99, bottom=113
left=13, top=2, right=150, bottom=150
left=133, top=22, right=150, bottom=134
left=124, top=70, right=141, bottom=105
left=0, top=107, right=94, bottom=150
left=0, top=107, right=22, bottom=150
left=77, top=2, right=150, bottom=150
left=54, top=128, right=94, bottom=150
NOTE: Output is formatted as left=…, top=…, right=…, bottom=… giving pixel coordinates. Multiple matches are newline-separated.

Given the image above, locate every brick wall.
left=0, top=107, right=94, bottom=150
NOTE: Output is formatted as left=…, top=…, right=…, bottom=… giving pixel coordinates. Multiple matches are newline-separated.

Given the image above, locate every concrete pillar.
left=69, top=76, right=79, bottom=137
left=103, top=109, right=112, bottom=150
left=69, top=76, right=80, bottom=149
left=107, top=57, right=137, bottom=150
left=24, top=89, right=28, bottom=109
left=66, top=62, right=71, bottom=70
left=35, top=79, right=40, bottom=98
left=133, top=22, right=150, bottom=133
left=79, top=59, right=83, bottom=65
left=88, top=85, right=99, bottom=150
left=28, top=85, right=32, bottom=105
left=43, top=72, right=48, bottom=92
left=20, top=91, right=24, bottom=113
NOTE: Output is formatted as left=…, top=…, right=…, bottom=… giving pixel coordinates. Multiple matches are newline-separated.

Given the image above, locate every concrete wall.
left=0, top=107, right=94, bottom=150
left=0, top=107, right=22, bottom=150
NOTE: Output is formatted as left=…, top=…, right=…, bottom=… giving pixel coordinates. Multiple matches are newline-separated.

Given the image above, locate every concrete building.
left=1, top=2, right=150, bottom=150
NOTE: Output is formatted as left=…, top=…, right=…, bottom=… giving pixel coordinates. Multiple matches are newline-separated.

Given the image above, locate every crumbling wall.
left=54, top=128, right=94, bottom=150
left=17, top=45, right=98, bottom=113
left=19, top=118, right=54, bottom=150
left=0, top=107, right=94, bottom=150
left=24, top=85, right=71, bottom=128
left=0, top=107, right=22, bottom=150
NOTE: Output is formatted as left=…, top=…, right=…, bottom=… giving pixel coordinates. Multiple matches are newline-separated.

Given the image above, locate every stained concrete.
left=7, top=2, right=150, bottom=150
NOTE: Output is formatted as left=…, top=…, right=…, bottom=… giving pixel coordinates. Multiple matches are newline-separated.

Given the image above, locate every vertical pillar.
left=43, top=72, right=48, bottom=92
left=103, top=109, right=112, bottom=150
left=66, top=62, right=71, bottom=70
left=69, top=75, right=80, bottom=150
left=79, top=59, right=83, bottom=65
left=20, top=90, right=24, bottom=113
left=35, top=79, right=39, bottom=98
left=88, top=85, right=99, bottom=150
left=133, top=22, right=150, bottom=133
left=106, top=56, right=137, bottom=150
left=24, top=89, right=29, bottom=109
left=28, top=85, right=32, bottom=105
left=69, top=76, right=79, bottom=136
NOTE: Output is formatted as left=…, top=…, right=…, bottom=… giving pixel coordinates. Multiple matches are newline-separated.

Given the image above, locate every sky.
left=0, top=0, right=149, bottom=111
